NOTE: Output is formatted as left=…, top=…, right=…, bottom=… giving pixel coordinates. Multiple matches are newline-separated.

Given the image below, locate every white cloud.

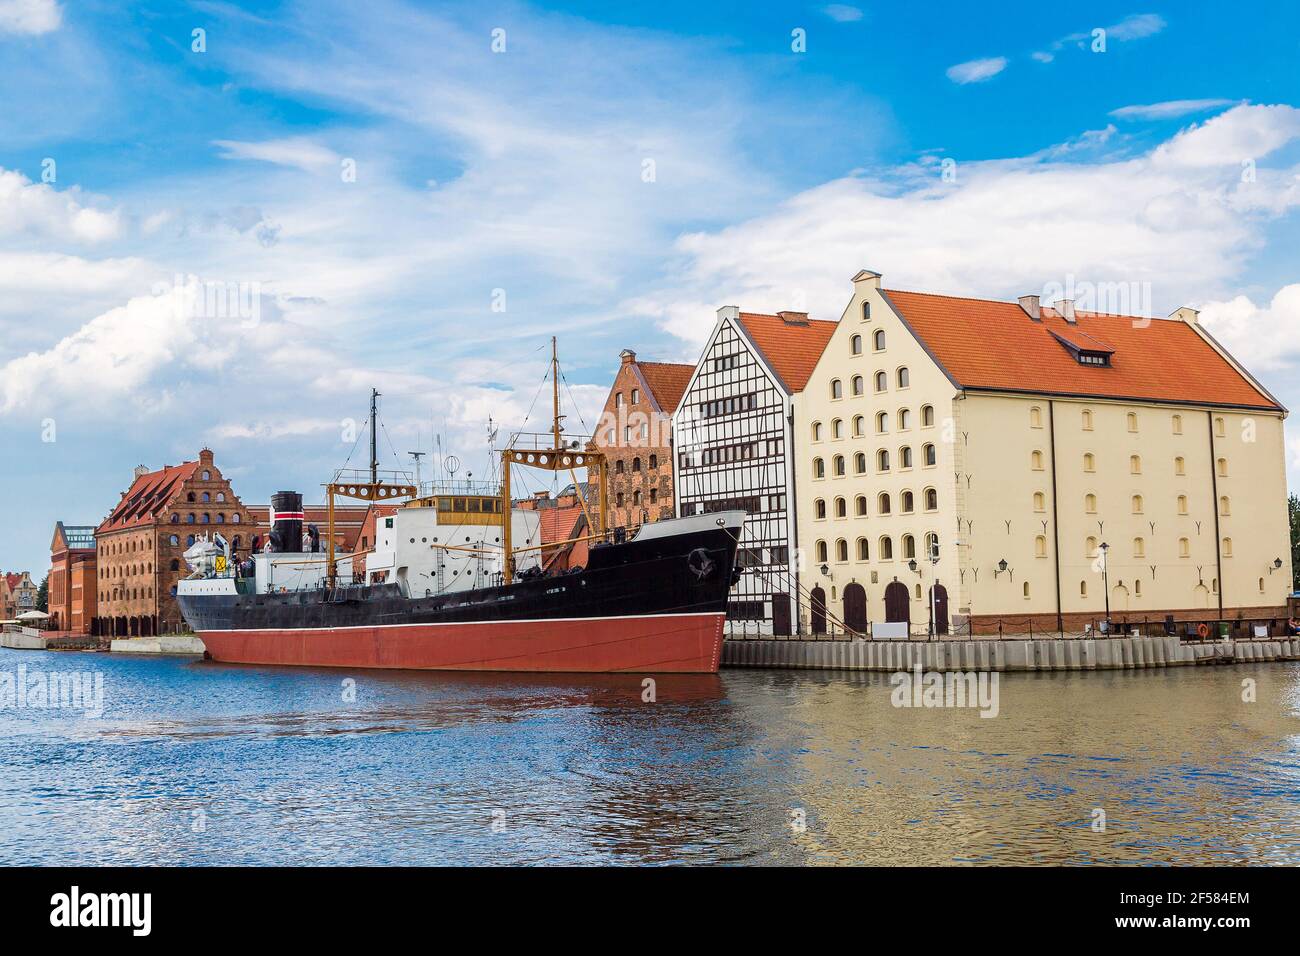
left=946, top=57, right=1007, bottom=84
left=631, top=105, right=1300, bottom=349
left=822, top=4, right=863, bottom=22
left=1111, top=99, right=1239, bottom=121
left=0, top=0, right=60, bottom=35
left=1198, top=284, right=1300, bottom=373
left=213, top=136, right=343, bottom=173
left=0, top=167, right=120, bottom=242
left=1106, top=12, right=1166, bottom=41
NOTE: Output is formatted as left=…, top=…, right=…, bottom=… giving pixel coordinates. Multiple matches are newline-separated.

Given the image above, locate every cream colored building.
left=793, top=270, right=1291, bottom=636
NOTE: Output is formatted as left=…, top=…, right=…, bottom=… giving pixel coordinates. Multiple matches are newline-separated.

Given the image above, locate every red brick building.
left=1, top=571, right=38, bottom=621
left=95, top=448, right=253, bottom=636
left=589, top=349, right=693, bottom=529
left=48, top=522, right=98, bottom=634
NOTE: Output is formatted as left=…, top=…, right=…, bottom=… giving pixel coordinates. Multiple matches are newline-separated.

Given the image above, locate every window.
left=834, top=497, right=847, bottom=518
left=1219, top=495, right=1230, bottom=516
left=1217, top=457, right=1228, bottom=477
left=169, top=534, right=178, bottom=546
left=873, top=328, right=885, bottom=350
left=854, top=452, right=867, bottom=474
left=616, top=492, right=624, bottom=507
left=816, top=540, right=828, bottom=563
left=649, top=488, right=658, bottom=503
left=896, top=367, right=910, bottom=388
left=815, top=499, right=827, bottom=520
left=1174, top=456, right=1185, bottom=476
left=921, top=405, right=934, bottom=427
left=1134, top=580, right=1142, bottom=598
left=1127, top=412, right=1138, bottom=432
left=852, top=415, right=864, bottom=437
left=615, top=392, right=623, bottom=407
left=851, top=375, right=864, bottom=396
left=1033, top=492, right=1045, bottom=512
left=615, top=460, right=625, bottom=474
left=1030, top=406, right=1043, bottom=428
left=836, top=539, right=849, bottom=562
left=1133, top=537, right=1145, bottom=558
left=879, top=536, right=894, bottom=560
left=862, top=302, right=872, bottom=323
left=831, top=379, right=843, bottom=399
left=632, top=490, right=641, bottom=506
left=1215, top=416, right=1225, bottom=437
left=812, top=422, right=823, bottom=442
left=851, top=334, right=863, bottom=355
left=831, top=418, right=843, bottom=439
left=1132, top=495, right=1143, bottom=514
left=1080, top=580, right=1088, bottom=597
left=649, top=454, right=658, bottom=469
left=876, top=411, right=888, bottom=433
left=923, top=443, right=936, bottom=467
left=202, top=470, right=211, bottom=480
left=898, top=408, right=911, bottom=430
left=902, top=534, right=916, bottom=560
left=877, top=449, right=890, bottom=472
left=201, top=492, right=210, bottom=502
left=1085, top=494, right=1097, bottom=514
left=856, top=538, right=869, bottom=560
left=924, top=487, right=938, bottom=511
left=1023, top=581, right=1031, bottom=599
left=631, top=388, right=639, bottom=404
left=901, top=491, right=915, bottom=513
left=833, top=455, right=846, bottom=476
left=813, top=457, right=825, bottom=479
left=1130, top=455, right=1141, bottom=475
left=1035, top=535, right=1047, bottom=558
left=874, top=371, right=887, bottom=392
left=201, top=513, right=211, bottom=524
left=899, top=445, right=913, bottom=469
left=855, top=495, right=867, bottom=516
left=1177, top=494, right=1188, bottom=515
left=1031, top=450, right=1044, bottom=470
left=1082, top=408, right=1093, bottom=430
left=1172, top=414, right=1183, bottom=435
left=632, top=457, right=641, bottom=472
left=878, top=493, right=891, bottom=515
left=1083, top=452, right=1095, bottom=472
left=1179, top=537, right=1190, bottom=558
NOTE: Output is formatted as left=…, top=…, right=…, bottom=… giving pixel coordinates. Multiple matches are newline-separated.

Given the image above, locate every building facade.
left=794, top=270, right=1291, bottom=636
left=95, top=448, right=253, bottom=636
left=1, top=571, right=38, bottom=621
left=673, top=307, right=836, bottom=635
left=590, top=350, right=693, bottom=529
left=49, top=523, right=97, bottom=634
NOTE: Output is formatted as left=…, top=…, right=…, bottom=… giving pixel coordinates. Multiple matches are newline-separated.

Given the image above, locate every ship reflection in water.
left=2, top=647, right=1298, bottom=865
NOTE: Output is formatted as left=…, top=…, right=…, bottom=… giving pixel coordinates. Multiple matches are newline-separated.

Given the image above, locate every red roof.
left=637, top=361, right=694, bottom=413
left=738, top=312, right=838, bottom=393
left=538, top=504, right=585, bottom=546
left=884, top=290, right=1278, bottom=410
left=96, top=461, right=200, bottom=534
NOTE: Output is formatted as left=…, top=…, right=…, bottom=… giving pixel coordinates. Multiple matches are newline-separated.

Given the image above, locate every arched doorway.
left=929, top=583, right=949, bottom=635
left=810, top=586, right=827, bottom=635
left=843, top=583, right=867, bottom=634
left=884, top=580, right=910, bottom=625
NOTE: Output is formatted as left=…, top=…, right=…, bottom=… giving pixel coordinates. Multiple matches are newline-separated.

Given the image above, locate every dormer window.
left=1049, top=329, right=1114, bottom=367
left=1077, top=351, right=1110, bottom=366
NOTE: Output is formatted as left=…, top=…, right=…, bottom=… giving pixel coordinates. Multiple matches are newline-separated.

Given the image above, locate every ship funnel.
left=270, top=491, right=304, bottom=553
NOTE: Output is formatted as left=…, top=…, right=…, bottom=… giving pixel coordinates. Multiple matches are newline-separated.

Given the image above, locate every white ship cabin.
left=364, top=489, right=542, bottom=596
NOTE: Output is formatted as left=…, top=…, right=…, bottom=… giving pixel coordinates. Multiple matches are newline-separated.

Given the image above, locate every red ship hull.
left=198, top=611, right=726, bottom=673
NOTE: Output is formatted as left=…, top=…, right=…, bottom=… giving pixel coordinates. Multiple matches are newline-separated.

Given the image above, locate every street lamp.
left=1270, top=557, right=1283, bottom=574
left=1099, top=541, right=1111, bottom=631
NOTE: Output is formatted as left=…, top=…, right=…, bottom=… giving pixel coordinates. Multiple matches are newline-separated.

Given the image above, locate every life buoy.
left=1196, top=622, right=1210, bottom=639
left=687, top=548, right=716, bottom=581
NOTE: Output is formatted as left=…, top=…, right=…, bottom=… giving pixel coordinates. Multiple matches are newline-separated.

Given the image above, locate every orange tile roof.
left=738, top=312, right=838, bottom=393
left=97, top=461, right=200, bottom=534
left=883, top=290, right=1279, bottom=410
left=538, top=504, right=585, bottom=546
left=637, top=361, right=694, bottom=413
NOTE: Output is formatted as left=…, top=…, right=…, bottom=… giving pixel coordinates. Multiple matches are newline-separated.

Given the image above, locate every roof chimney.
left=716, top=305, right=740, bottom=324
left=1055, top=299, right=1077, bottom=323
left=1018, top=295, right=1041, bottom=321
left=133, top=465, right=149, bottom=479
left=619, top=349, right=637, bottom=365
left=852, top=269, right=882, bottom=290
left=1169, top=306, right=1199, bottom=326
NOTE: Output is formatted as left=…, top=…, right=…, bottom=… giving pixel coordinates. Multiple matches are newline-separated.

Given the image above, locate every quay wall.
left=721, top=636, right=1300, bottom=672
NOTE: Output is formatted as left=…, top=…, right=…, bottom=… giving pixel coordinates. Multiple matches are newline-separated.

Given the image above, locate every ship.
left=176, top=340, right=744, bottom=673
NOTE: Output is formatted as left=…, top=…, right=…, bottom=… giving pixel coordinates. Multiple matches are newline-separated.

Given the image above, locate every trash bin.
left=1218, top=622, right=1230, bottom=638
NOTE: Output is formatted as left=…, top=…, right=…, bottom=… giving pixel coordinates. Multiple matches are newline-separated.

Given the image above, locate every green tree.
left=36, top=573, right=49, bottom=613
left=1290, top=494, right=1300, bottom=592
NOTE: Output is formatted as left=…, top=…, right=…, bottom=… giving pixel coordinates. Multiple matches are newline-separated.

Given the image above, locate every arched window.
left=831, top=418, right=843, bottom=439
left=924, top=487, right=937, bottom=511
left=836, top=539, right=849, bottom=562
left=879, top=536, right=894, bottom=560
left=1085, top=494, right=1097, bottom=513
left=852, top=415, right=864, bottom=437
left=833, top=455, right=846, bottom=476
left=1179, top=537, right=1190, bottom=557
left=1222, top=537, right=1233, bottom=557
left=855, top=495, right=867, bottom=516
left=873, top=328, right=885, bottom=350
left=874, top=371, right=887, bottom=392
left=169, top=534, right=178, bottom=546
left=1133, top=537, right=1145, bottom=558
left=1023, top=581, right=1030, bottom=599
left=854, top=452, right=867, bottom=474
left=862, top=301, right=872, bottom=322
left=201, top=492, right=210, bottom=502
left=898, top=408, right=911, bottom=430
left=1086, top=535, right=1097, bottom=555
left=201, top=513, right=211, bottom=524
left=1217, top=457, right=1228, bottom=477
left=187, top=513, right=195, bottom=524
left=815, top=498, right=827, bottom=519
left=813, top=458, right=825, bottom=478
left=1177, top=494, right=1188, bottom=515
left=1215, top=416, right=1225, bottom=437
left=1031, top=450, right=1044, bottom=470
left=831, top=379, right=843, bottom=399
left=901, top=491, right=915, bottom=513
left=1132, top=495, right=1143, bottom=514
left=877, top=449, right=890, bottom=472
left=202, top=470, right=211, bottom=480
left=876, top=411, right=888, bottom=433
left=1083, top=452, right=1095, bottom=472
left=1033, top=491, right=1045, bottom=512
left=1080, top=580, right=1088, bottom=597
left=1130, top=454, right=1141, bottom=474
left=1127, top=412, right=1138, bottom=432
left=1035, top=535, right=1047, bottom=557
left=816, top=540, right=828, bottom=562
left=902, top=535, right=916, bottom=560
left=1219, top=495, right=1230, bottom=516
left=632, top=457, right=641, bottom=472
left=1171, top=414, right=1182, bottom=434
left=170, top=559, right=179, bottom=571
left=921, top=405, right=934, bottom=427
left=1082, top=408, right=1093, bottom=430
left=216, top=492, right=225, bottom=502
left=856, top=538, right=869, bottom=561
left=812, top=421, right=823, bottom=441
left=216, top=513, right=225, bottom=524
left=834, top=497, right=847, bottom=518
left=900, top=446, right=913, bottom=469
left=851, top=334, right=863, bottom=355
left=232, top=513, right=241, bottom=524
left=1174, top=456, right=1185, bottom=476
left=878, top=493, right=891, bottom=515
left=923, top=443, right=936, bottom=466
left=896, top=367, right=910, bottom=388
left=851, top=375, right=864, bottom=396
left=1030, top=406, right=1043, bottom=428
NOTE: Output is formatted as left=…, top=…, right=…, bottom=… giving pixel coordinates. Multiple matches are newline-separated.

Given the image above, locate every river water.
left=1, top=646, right=1297, bottom=865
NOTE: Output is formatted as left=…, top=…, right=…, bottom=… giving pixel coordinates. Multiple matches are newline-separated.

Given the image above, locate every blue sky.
left=2, top=0, right=1300, bottom=574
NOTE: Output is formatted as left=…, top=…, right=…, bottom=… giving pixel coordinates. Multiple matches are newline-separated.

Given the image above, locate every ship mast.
left=500, top=338, right=607, bottom=585
left=370, top=387, right=380, bottom=485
